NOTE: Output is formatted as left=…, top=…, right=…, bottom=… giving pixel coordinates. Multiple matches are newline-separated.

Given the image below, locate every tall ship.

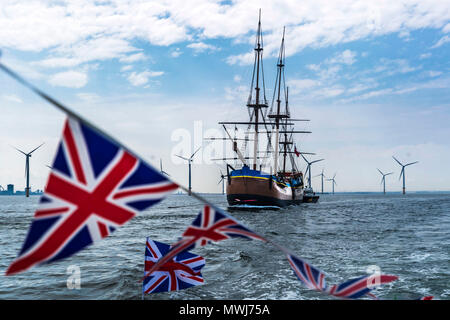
left=214, top=13, right=318, bottom=208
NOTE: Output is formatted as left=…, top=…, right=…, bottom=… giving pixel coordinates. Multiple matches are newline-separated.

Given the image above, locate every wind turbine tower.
left=326, top=174, right=337, bottom=194
left=13, top=143, right=44, bottom=197
left=377, top=168, right=393, bottom=194
left=176, top=147, right=201, bottom=195
left=314, top=169, right=326, bottom=194
left=392, top=156, right=418, bottom=194
left=218, top=170, right=227, bottom=195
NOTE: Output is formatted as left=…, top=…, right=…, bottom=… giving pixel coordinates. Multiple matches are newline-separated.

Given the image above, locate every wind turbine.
left=377, top=168, right=393, bottom=194
left=326, top=173, right=337, bottom=194
left=13, top=143, right=44, bottom=197
left=314, top=169, right=326, bottom=194
left=218, top=169, right=227, bottom=195
left=393, top=156, right=418, bottom=194
left=159, top=159, right=169, bottom=176
left=176, top=147, right=201, bottom=195
left=300, top=153, right=324, bottom=188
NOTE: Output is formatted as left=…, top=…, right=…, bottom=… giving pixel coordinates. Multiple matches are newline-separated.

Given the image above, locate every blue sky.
left=0, top=0, right=449, bottom=193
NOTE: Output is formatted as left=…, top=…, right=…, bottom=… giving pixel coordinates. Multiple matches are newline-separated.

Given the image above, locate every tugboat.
left=212, top=12, right=317, bottom=209
left=302, top=187, right=319, bottom=203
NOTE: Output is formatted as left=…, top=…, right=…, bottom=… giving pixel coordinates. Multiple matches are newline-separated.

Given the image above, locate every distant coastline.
left=0, top=191, right=44, bottom=196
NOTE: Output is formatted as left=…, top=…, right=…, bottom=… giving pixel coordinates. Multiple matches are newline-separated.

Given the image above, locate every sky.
left=0, top=0, right=449, bottom=193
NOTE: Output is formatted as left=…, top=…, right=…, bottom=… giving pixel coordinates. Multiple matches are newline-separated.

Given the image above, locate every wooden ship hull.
left=226, top=167, right=304, bottom=207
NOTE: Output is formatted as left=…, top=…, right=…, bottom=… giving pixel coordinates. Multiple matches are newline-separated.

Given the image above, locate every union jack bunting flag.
left=6, top=117, right=178, bottom=275
left=326, top=274, right=398, bottom=299
left=143, top=238, right=205, bottom=294
left=287, top=253, right=398, bottom=299
left=287, top=254, right=327, bottom=291
left=144, top=205, right=266, bottom=278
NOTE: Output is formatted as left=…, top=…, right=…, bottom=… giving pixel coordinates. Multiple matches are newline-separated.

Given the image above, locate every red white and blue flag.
left=143, top=238, right=205, bottom=294
left=326, top=274, right=398, bottom=299
left=287, top=254, right=327, bottom=291
left=6, top=117, right=178, bottom=275
left=143, top=205, right=266, bottom=278
left=287, top=253, right=398, bottom=299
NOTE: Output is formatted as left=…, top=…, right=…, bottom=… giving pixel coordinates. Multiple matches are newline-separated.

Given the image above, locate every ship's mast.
left=247, top=10, right=268, bottom=170
left=272, top=28, right=285, bottom=174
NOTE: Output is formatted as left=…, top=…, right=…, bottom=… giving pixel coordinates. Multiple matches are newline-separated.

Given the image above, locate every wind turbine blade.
left=190, top=147, right=202, bottom=160
left=161, top=171, right=170, bottom=176
left=29, top=142, right=45, bottom=154
left=176, top=154, right=189, bottom=161
left=377, top=168, right=384, bottom=176
left=11, top=145, right=27, bottom=156
left=381, top=176, right=384, bottom=185
left=333, top=173, right=336, bottom=179
left=299, top=152, right=309, bottom=164
left=160, top=159, right=163, bottom=171
left=218, top=178, right=224, bottom=185
left=392, top=156, right=403, bottom=166
left=25, top=160, right=28, bottom=177
left=405, top=161, right=418, bottom=167
left=310, top=159, right=324, bottom=164
left=386, top=172, right=393, bottom=176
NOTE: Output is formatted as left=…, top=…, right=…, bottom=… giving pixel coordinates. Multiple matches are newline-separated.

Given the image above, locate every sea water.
left=0, top=193, right=448, bottom=300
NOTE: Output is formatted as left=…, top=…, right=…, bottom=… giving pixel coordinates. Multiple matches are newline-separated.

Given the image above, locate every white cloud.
left=443, top=23, right=450, bottom=33
left=303, top=50, right=356, bottom=84
left=127, top=70, right=164, bottom=86
left=77, top=92, right=101, bottom=103
left=306, top=64, right=320, bottom=72
left=327, top=50, right=357, bottom=65
left=37, top=37, right=140, bottom=68
left=431, top=35, right=450, bottom=48
left=119, top=52, right=147, bottom=63
left=340, top=77, right=450, bottom=102
left=226, top=52, right=253, bottom=65
left=427, top=71, right=443, bottom=77
left=374, top=59, right=420, bottom=76
left=287, top=79, right=321, bottom=94
left=2, top=1, right=449, bottom=67
left=419, top=53, right=432, bottom=59
left=187, top=42, right=219, bottom=53
left=120, top=65, right=133, bottom=72
left=314, top=86, right=345, bottom=98
left=224, top=85, right=248, bottom=101
left=2, top=94, right=23, bottom=103
left=48, top=70, right=88, bottom=88
left=170, top=48, right=183, bottom=58
left=346, top=82, right=377, bottom=94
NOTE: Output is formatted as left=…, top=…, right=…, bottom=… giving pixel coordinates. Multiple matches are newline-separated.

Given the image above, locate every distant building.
left=7, top=184, right=14, bottom=195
